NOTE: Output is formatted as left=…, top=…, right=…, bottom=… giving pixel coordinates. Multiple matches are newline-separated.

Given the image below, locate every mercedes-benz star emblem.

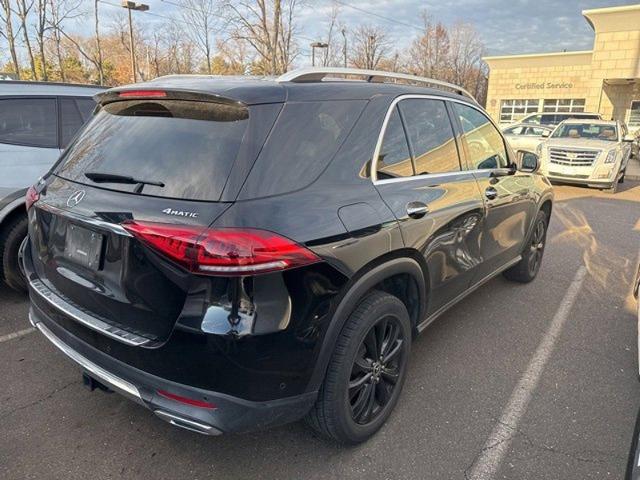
left=67, top=190, right=86, bottom=208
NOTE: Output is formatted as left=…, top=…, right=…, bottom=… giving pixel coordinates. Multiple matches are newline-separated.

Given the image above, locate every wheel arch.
left=307, top=251, right=428, bottom=394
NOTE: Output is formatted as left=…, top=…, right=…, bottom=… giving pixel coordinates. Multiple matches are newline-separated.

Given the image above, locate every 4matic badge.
left=162, top=208, right=199, bottom=218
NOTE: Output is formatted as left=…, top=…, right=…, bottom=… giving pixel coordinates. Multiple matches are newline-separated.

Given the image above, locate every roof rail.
left=277, top=67, right=476, bottom=101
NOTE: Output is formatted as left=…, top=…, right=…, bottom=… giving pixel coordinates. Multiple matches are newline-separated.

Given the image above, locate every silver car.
left=537, top=119, right=633, bottom=193
left=502, top=123, right=554, bottom=152
left=0, top=81, right=104, bottom=291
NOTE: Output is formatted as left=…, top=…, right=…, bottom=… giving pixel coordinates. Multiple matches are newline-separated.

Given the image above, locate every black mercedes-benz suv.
left=23, top=68, right=553, bottom=443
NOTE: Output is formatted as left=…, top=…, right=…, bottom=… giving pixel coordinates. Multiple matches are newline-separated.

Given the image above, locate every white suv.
left=538, top=119, right=633, bottom=193
left=0, top=81, right=104, bottom=291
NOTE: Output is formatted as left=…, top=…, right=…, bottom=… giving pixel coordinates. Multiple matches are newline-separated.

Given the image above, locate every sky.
left=3, top=0, right=640, bottom=65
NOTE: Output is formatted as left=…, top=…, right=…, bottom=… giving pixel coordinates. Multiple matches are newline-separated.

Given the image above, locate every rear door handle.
left=406, top=201, right=429, bottom=219
left=485, top=187, right=498, bottom=200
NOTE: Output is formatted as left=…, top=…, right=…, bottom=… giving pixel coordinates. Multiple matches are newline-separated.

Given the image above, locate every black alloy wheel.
left=349, top=315, right=405, bottom=425
left=306, top=291, right=411, bottom=443
left=528, top=218, right=546, bottom=277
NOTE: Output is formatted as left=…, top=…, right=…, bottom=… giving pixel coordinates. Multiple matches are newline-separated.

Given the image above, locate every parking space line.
left=0, top=327, right=36, bottom=344
left=467, top=265, right=588, bottom=480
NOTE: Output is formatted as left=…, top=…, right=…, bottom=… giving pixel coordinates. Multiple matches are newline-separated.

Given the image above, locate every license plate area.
left=64, top=224, right=104, bottom=270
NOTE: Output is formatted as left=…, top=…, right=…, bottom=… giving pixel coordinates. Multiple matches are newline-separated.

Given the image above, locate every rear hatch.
left=27, top=91, right=277, bottom=345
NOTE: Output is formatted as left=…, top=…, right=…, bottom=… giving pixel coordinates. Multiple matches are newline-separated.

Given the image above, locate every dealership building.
left=484, top=4, right=640, bottom=130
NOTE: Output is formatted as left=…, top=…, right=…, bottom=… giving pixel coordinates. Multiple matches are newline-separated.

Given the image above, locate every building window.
left=629, top=101, right=640, bottom=128
left=499, top=99, right=539, bottom=123
left=542, top=99, right=585, bottom=113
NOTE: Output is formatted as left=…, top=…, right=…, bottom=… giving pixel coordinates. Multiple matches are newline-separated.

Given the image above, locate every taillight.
left=25, top=185, right=39, bottom=210
left=122, top=221, right=320, bottom=276
left=118, top=90, right=166, bottom=98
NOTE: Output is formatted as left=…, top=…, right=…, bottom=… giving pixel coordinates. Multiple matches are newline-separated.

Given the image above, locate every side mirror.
left=623, top=134, right=636, bottom=142
left=518, top=150, right=539, bottom=173
left=541, top=130, right=550, bottom=138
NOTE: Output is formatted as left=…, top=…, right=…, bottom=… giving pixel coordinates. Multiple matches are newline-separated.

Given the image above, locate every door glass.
left=398, top=99, right=460, bottom=175
left=453, top=103, right=508, bottom=169
left=0, top=97, right=57, bottom=148
left=376, top=106, right=413, bottom=179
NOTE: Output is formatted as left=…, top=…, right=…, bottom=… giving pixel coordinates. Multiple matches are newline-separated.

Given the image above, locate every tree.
left=318, top=1, right=343, bottom=67
left=406, top=14, right=450, bottom=79
left=15, top=0, right=38, bottom=79
left=349, top=25, right=390, bottom=70
left=180, top=0, right=219, bottom=74
left=225, top=0, right=300, bottom=75
left=34, top=0, right=50, bottom=80
left=0, top=0, right=20, bottom=78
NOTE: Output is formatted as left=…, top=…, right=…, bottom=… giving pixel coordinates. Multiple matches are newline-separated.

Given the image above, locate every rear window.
left=239, top=100, right=366, bottom=199
left=55, top=99, right=249, bottom=201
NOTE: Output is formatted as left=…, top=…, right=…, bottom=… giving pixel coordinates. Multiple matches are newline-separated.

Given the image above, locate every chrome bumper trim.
left=154, top=410, right=221, bottom=436
left=33, top=317, right=143, bottom=403
left=29, top=278, right=151, bottom=347
left=36, top=202, right=133, bottom=237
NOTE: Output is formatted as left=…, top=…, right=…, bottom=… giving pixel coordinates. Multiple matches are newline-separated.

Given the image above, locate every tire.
left=305, top=290, right=411, bottom=444
left=503, top=210, right=548, bottom=284
left=605, top=181, right=618, bottom=194
left=1, top=215, right=28, bottom=292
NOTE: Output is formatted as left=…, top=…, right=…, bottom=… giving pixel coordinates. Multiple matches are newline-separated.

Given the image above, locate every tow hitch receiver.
left=82, top=373, right=114, bottom=393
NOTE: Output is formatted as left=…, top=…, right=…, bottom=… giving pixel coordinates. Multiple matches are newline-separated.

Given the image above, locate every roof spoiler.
left=94, top=88, right=247, bottom=107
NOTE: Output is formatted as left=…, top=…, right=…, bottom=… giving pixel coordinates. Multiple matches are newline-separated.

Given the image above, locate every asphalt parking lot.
left=1, top=182, right=639, bottom=480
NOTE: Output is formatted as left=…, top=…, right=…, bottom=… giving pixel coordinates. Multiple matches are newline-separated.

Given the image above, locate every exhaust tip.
left=153, top=410, right=221, bottom=436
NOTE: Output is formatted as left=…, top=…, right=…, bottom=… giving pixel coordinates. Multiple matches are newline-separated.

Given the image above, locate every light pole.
left=341, top=29, right=347, bottom=67
left=310, top=42, right=329, bottom=67
left=121, top=1, right=149, bottom=83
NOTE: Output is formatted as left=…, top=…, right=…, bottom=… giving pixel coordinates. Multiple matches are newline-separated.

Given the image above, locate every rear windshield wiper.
left=85, top=172, right=165, bottom=194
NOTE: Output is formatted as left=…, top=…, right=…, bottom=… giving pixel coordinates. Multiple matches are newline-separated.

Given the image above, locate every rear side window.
left=398, top=99, right=460, bottom=175
left=55, top=99, right=249, bottom=201
left=375, top=107, right=413, bottom=179
left=454, top=103, right=508, bottom=170
left=60, top=97, right=96, bottom=148
left=239, top=100, right=365, bottom=198
left=0, top=97, right=57, bottom=148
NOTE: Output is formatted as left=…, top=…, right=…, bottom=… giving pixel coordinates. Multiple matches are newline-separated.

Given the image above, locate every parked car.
left=518, top=111, right=602, bottom=126
left=0, top=81, right=104, bottom=291
left=538, top=119, right=633, bottom=193
left=23, top=67, right=553, bottom=443
left=502, top=123, right=554, bottom=152
left=626, top=261, right=640, bottom=479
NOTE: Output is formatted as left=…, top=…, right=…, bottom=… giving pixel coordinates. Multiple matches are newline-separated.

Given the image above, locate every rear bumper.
left=29, top=303, right=317, bottom=435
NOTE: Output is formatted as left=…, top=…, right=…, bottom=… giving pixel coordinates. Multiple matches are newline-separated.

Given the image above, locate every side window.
left=376, top=106, right=413, bottom=179
left=504, top=126, right=524, bottom=135
left=453, top=103, right=508, bottom=170
left=60, top=97, right=96, bottom=148
left=0, top=97, right=57, bottom=148
left=527, top=114, right=542, bottom=125
left=398, top=99, right=460, bottom=175
left=75, top=98, right=97, bottom=122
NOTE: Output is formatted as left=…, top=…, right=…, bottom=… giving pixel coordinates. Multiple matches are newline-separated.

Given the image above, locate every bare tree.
left=34, top=0, right=50, bottom=80
left=0, top=0, right=20, bottom=77
left=349, top=25, right=390, bottom=70
left=93, top=0, right=104, bottom=84
left=57, top=0, right=105, bottom=84
left=15, top=0, right=37, bottom=79
left=226, top=0, right=300, bottom=75
left=319, top=1, right=342, bottom=67
left=406, top=13, right=450, bottom=79
left=448, top=22, right=487, bottom=98
left=180, top=0, right=219, bottom=74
